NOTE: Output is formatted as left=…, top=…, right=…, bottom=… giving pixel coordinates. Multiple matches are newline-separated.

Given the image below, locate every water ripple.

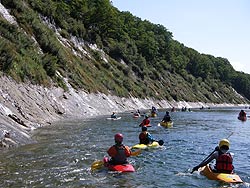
left=0, top=107, right=250, bottom=187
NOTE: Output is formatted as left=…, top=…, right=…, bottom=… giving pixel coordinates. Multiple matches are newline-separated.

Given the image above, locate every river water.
left=0, top=107, right=250, bottom=188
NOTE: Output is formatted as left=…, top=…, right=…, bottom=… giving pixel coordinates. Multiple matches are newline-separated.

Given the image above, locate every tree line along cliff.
left=0, top=0, right=249, bottom=104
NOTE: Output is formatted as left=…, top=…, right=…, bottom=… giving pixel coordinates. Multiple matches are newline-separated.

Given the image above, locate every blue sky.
left=112, top=0, right=250, bottom=74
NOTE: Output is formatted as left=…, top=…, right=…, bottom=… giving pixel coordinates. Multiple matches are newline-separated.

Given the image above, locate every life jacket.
left=139, top=132, right=149, bottom=144
left=141, top=119, right=150, bottom=126
left=239, top=111, right=246, bottom=117
left=215, top=152, right=233, bottom=173
left=110, top=144, right=128, bottom=164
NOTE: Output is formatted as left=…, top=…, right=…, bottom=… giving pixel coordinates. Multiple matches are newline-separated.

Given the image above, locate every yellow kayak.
left=131, top=141, right=160, bottom=149
left=199, top=165, right=243, bottom=183
left=151, top=112, right=157, bottom=117
left=160, top=121, right=173, bottom=128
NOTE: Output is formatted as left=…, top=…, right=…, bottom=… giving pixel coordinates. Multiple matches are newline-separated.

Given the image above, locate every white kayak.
left=106, top=117, right=122, bottom=120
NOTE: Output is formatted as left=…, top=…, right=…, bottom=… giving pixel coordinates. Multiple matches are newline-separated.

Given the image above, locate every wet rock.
left=0, top=130, right=17, bottom=148
left=8, top=114, right=28, bottom=127
left=62, top=94, right=68, bottom=99
left=0, top=137, right=17, bottom=148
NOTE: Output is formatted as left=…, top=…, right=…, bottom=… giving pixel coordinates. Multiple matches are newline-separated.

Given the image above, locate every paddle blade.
left=131, top=149, right=141, bottom=156
left=158, top=140, right=164, bottom=146
left=91, top=160, right=104, bottom=170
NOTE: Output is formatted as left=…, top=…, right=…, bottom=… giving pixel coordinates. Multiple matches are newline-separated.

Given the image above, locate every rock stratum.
left=0, top=75, right=245, bottom=149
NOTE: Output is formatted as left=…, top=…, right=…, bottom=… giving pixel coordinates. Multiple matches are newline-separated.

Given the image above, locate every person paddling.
left=134, top=109, right=141, bottom=117
left=111, top=112, right=117, bottom=119
left=238, top=110, right=246, bottom=118
left=162, top=111, right=171, bottom=122
left=139, top=126, right=154, bottom=145
left=192, top=139, right=234, bottom=174
left=107, top=133, right=132, bottom=165
left=139, top=114, right=150, bottom=127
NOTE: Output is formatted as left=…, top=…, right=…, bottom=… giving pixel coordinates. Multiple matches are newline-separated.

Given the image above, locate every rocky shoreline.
left=0, top=75, right=247, bottom=149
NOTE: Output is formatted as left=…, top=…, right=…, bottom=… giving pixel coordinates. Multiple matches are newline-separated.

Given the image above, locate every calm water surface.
left=0, top=107, right=250, bottom=188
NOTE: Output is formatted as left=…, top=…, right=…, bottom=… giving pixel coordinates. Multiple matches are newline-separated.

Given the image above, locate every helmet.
left=142, top=126, right=147, bottom=131
left=145, top=114, right=149, bottom=118
left=166, top=111, right=169, bottom=115
left=219, top=139, right=230, bottom=149
left=114, top=133, right=123, bottom=143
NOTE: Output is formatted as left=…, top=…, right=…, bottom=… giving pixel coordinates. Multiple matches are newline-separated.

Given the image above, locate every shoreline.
left=0, top=75, right=248, bottom=149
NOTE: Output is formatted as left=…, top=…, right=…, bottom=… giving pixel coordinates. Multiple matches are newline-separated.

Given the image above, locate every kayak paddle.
left=91, top=160, right=104, bottom=170
left=131, top=149, right=141, bottom=156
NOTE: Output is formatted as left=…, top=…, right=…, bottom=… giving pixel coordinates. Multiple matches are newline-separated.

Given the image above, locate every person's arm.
left=197, top=153, right=216, bottom=167
left=140, top=119, right=146, bottom=126
left=193, top=152, right=217, bottom=171
left=139, top=120, right=143, bottom=127
left=124, top=146, right=132, bottom=157
left=147, top=133, right=154, bottom=142
left=191, top=148, right=219, bottom=173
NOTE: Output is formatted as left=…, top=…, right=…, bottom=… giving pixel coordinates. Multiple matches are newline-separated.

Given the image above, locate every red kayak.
left=103, top=157, right=135, bottom=172
left=106, top=164, right=135, bottom=172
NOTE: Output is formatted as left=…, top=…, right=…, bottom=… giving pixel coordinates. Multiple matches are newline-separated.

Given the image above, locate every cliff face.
left=0, top=75, right=245, bottom=148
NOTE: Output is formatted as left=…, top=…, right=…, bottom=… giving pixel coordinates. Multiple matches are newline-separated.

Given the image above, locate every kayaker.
left=192, top=139, right=234, bottom=174
left=151, top=106, right=157, bottom=115
left=162, top=111, right=171, bottom=122
left=134, top=109, right=141, bottom=117
left=151, top=106, right=157, bottom=113
left=171, top=107, right=176, bottom=112
left=137, top=109, right=140, bottom=114
left=111, top=112, right=117, bottom=119
left=139, top=126, right=154, bottom=144
left=238, top=110, right=246, bottom=118
left=107, top=133, right=132, bottom=165
left=139, top=114, right=150, bottom=127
